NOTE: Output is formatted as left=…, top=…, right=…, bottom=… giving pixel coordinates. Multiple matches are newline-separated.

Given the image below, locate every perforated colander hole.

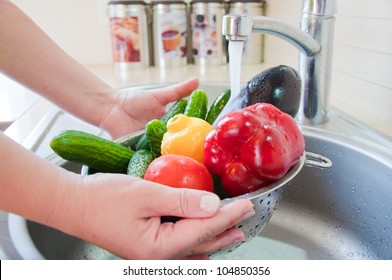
left=251, top=229, right=259, bottom=237
left=259, top=199, right=264, bottom=204
left=267, top=193, right=272, bottom=197
left=267, top=200, right=271, bottom=205
left=228, top=242, right=244, bottom=253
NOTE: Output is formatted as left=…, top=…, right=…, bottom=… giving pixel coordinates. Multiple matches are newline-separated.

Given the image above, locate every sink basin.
left=6, top=83, right=392, bottom=259
left=218, top=127, right=392, bottom=259
left=262, top=130, right=392, bottom=259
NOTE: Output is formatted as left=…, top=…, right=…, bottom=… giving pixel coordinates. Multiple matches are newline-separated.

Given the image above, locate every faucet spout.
left=223, top=15, right=320, bottom=57
left=222, top=14, right=253, bottom=41
left=222, top=0, right=337, bottom=125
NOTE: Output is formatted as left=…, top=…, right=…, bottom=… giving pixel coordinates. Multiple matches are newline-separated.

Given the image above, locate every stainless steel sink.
left=262, top=129, right=392, bottom=259
left=218, top=125, right=392, bottom=259
left=5, top=83, right=392, bottom=259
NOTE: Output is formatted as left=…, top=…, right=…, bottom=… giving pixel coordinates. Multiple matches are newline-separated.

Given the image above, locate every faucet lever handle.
left=302, top=0, right=337, bottom=17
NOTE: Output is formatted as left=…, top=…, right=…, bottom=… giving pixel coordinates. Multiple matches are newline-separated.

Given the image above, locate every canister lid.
left=108, top=1, right=146, bottom=5
left=108, top=1, right=147, bottom=17
left=228, top=0, right=264, bottom=3
left=190, top=0, right=224, bottom=3
left=151, top=0, right=186, bottom=5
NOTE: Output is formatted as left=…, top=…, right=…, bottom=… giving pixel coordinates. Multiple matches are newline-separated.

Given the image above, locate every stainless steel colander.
left=211, top=151, right=331, bottom=257
left=81, top=130, right=332, bottom=257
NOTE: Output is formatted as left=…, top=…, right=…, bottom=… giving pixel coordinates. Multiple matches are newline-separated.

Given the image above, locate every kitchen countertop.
left=3, top=63, right=392, bottom=143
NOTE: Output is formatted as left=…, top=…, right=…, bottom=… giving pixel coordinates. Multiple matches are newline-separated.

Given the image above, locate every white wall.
left=11, top=0, right=113, bottom=65
left=9, top=0, right=392, bottom=135
left=263, top=0, right=392, bottom=134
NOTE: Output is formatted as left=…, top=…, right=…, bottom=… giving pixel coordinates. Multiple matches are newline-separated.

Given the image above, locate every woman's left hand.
left=100, top=78, right=199, bottom=139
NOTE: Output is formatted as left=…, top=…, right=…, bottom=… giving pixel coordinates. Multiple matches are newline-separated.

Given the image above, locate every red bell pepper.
left=203, top=102, right=305, bottom=197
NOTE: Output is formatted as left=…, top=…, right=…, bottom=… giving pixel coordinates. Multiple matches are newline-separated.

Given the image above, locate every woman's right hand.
left=51, top=172, right=255, bottom=260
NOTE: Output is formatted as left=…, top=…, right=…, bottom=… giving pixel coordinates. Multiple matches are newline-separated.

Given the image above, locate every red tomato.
left=144, top=154, right=214, bottom=192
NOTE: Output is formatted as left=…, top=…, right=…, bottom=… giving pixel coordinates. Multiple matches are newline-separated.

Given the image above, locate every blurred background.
left=1, top=0, right=392, bottom=137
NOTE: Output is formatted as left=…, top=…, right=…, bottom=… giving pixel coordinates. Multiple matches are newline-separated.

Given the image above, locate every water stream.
left=228, top=41, right=244, bottom=101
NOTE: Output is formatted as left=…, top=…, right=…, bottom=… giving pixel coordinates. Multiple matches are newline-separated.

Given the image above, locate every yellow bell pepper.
left=161, top=114, right=213, bottom=163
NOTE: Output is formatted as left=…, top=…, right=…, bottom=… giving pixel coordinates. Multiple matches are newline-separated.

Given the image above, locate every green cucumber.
left=127, top=149, right=155, bottom=178
left=50, top=130, right=134, bottom=173
left=135, top=133, right=149, bottom=150
left=135, top=99, right=187, bottom=151
left=184, top=89, right=208, bottom=119
left=160, top=99, right=188, bottom=124
left=206, top=89, right=231, bottom=124
left=116, top=130, right=144, bottom=150
left=212, top=174, right=229, bottom=200
left=145, top=119, right=167, bottom=157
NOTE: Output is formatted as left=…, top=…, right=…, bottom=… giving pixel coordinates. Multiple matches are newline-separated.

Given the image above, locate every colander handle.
left=304, top=152, right=332, bottom=168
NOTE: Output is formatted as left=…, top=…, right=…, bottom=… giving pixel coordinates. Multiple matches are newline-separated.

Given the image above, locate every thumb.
left=147, top=185, right=221, bottom=218
left=150, top=77, right=199, bottom=104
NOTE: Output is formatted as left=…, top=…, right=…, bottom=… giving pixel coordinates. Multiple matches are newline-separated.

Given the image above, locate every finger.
left=142, top=183, right=221, bottom=218
left=189, top=228, right=245, bottom=256
left=157, top=199, right=255, bottom=259
left=151, top=77, right=199, bottom=104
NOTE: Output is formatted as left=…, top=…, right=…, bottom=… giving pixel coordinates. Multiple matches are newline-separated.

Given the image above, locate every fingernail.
left=242, top=208, right=256, bottom=221
left=200, top=194, right=220, bottom=213
left=230, top=234, right=245, bottom=245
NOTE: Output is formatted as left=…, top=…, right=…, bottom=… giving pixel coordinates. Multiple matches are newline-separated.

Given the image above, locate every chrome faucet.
left=222, top=0, right=337, bottom=125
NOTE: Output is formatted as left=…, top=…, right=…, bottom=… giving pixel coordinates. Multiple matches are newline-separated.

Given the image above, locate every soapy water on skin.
left=229, top=41, right=244, bottom=101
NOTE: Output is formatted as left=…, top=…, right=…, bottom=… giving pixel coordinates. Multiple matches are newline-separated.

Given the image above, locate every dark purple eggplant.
left=214, top=65, right=301, bottom=125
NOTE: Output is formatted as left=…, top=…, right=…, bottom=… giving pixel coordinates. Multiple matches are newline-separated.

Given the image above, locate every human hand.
left=100, top=78, right=199, bottom=139
left=54, top=172, right=254, bottom=260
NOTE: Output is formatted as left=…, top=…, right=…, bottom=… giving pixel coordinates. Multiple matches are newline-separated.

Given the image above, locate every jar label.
left=191, top=13, right=219, bottom=59
left=110, top=17, right=141, bottom=63
left=156, top=13, right=187, bottom=59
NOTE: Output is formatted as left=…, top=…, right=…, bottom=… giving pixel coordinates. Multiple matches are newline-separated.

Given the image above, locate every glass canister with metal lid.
left=107, top=1, right=151, bottom=70
left=190, top=0, right=227, bottom=66
left=151, top=0, right=188, bottom=68
left=228, top=0, right=265, bottom=64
